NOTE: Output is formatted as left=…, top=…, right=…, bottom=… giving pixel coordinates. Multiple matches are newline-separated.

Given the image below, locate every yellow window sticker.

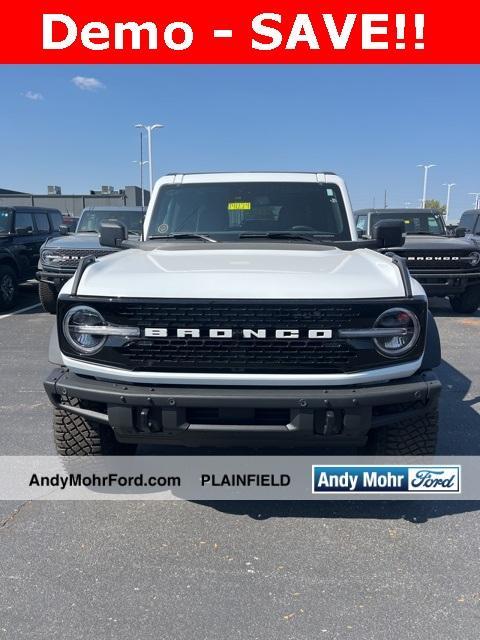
left=228, top=202, right=251, bottom=211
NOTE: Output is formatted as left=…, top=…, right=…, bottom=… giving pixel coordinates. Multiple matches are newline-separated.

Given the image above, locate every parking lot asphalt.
left=0, top=282, right=479, bottom=640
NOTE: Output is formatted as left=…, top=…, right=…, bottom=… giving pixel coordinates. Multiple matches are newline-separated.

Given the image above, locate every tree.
left=424, top=199, right=447, bottom=215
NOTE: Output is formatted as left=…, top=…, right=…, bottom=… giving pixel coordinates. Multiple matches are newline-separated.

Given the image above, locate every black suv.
left=355, top=208, right=480, bottom=313
left=0, top=206, right=63, bottom=309
left=37, top=206, right=144, bottom=313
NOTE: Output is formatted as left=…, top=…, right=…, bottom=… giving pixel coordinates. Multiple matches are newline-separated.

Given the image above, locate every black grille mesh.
left=121, top=337, right=357, bottom=373
left=113, top=302, right=362, bottom=328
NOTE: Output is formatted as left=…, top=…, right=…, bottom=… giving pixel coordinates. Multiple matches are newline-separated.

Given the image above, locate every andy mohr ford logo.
left=312, top=465, right=461, bottom=493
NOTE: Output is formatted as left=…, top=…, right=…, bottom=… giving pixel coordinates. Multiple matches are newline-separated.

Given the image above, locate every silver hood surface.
left=60, top=244, right=418, bottom=300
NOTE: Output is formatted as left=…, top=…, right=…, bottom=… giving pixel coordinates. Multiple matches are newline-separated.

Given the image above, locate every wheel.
left=54, top=398, right=137, bottom=456
left=0, top=265, right=17, bottom=310
left=449, top=285, right=480, bottom=314
left=366, top=408, right=439, bottom=455
left=38, top=281, right=58, bottom=314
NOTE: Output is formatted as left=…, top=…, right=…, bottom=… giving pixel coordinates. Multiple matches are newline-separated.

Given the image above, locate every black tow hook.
left=323, top=410, right=337, bottom=436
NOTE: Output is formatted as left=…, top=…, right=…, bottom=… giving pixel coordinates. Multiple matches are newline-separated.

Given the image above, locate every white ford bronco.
left=44, top=172, right=442, bottom=455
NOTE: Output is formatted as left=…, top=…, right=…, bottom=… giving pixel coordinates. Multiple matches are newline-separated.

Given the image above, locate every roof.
left=355, top=208, right=441, bottom=215
left=0, top=188, right=29, bottom=195
left=166, top=171, right=338, bottom=176
left=80, top=206, right=144, bottom=212
left=0, top=205, right=62, bottom=213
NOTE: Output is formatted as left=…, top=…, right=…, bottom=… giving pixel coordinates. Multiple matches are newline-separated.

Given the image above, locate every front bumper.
left=44, top=368, right=441, bottom=447
left=412, top=270, right=480, bottom=295
left=36, top=269, right=76, bottom=291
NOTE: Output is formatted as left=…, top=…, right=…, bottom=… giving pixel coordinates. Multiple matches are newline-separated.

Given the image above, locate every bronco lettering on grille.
left=144, top=328, right=334, bottom=339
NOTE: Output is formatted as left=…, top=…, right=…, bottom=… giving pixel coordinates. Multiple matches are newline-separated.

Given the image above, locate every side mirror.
left=373, top=220, right=405, bottom=248
left=455, top=227, right=466, bottom=238
left=59, top=225, right=69, bottom=235
left=100, top=220, right=128, bottom=248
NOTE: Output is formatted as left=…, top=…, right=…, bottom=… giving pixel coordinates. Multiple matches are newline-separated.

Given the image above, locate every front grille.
left=44, top=248, right=114, bottom=269
left=400, top=250, right=476, bottom=271
left=58, top=299, right=427, bottom=375
left=116, top=302, right=362, bottom=374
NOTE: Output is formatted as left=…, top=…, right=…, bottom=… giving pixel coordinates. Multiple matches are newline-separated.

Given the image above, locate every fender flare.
left=420, top=310, right=441, bottom=371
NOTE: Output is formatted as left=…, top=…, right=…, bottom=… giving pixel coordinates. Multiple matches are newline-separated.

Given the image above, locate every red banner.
left=1, top=1, right=478, bottom=63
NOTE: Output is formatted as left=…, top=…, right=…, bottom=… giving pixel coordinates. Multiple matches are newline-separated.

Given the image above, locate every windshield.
left=371, top=211, right=446, bottom=236
left=77, top=210, right=143, bottom=234
left=0, top=210, right=12, bottom=234
left=147, top=182, right=350, bottom=240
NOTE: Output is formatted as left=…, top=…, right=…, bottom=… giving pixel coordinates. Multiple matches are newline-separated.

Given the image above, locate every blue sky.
left=1, top=65, right=478, bottom=219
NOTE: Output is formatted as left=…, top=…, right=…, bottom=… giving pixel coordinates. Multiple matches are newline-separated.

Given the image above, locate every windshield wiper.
left=148, top=233, right=218, bottom=242
left=239, top=232, right=335, bottom=243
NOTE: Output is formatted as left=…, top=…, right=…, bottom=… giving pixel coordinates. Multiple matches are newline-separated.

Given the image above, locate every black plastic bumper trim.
left=44, top=368, right=441, bottom=441
left=36, top=270, right=75, bottom=285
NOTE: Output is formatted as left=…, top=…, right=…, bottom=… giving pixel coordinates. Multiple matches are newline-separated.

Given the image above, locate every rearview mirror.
left=59, top=224, right=69, bottom=235
left=455, top=227, right=466, bottom=238
left=373, top=220, right=405, bottom=248
left=100, top=220, right=128, bottom=248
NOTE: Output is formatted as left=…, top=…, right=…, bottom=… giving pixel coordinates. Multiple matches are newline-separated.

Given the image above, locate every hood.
left=44, top=233, right=104, bottom=251
left=396, top=235, right=476, bottom=252
left=62, top=243, right=413, bottom=299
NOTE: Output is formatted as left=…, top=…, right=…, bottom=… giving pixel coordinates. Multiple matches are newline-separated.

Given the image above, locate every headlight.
left=468, top=251, right=480, bottom=267
left=41, top=250, right=63, bottom=265
left=63, top=306, right=108, bottom=354
left=62, top=305, right=140, bottom=355
left=373, top=307, right=420, bottom=357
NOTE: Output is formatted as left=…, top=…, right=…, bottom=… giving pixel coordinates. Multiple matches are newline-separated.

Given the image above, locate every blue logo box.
left=312, top=465, right=461, bottom=494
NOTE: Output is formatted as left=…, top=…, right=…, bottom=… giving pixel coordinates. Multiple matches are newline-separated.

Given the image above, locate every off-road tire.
left=54, top=398, right=137, bottom=456
left=39, top=281, right=58, bottom=314
left=0, top=265, right=17, bottom=310
left=366, top=409, right=439, bottom=455
left=449, top=285, right=480, bottom=314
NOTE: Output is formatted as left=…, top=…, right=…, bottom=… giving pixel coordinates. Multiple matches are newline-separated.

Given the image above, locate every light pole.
left=418, top=164, right=436, bottom=208
left=134, top=123, right=164, bottom=195
left=442, top=183, right=455, bottom=221
left=468, top=193, right=480, bottom=210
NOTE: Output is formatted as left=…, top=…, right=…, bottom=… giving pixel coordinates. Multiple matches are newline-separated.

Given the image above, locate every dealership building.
left=0, top=185, right=150, bottom=216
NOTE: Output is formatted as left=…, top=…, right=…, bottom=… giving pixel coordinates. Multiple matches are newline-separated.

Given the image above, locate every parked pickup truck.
left=36, top=206, right=144, bottom=313
left=355, top=208, right=480, bottom=313
left=44, top=173, right=442, bottom=455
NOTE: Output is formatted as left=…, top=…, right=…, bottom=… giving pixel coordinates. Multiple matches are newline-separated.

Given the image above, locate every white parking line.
left=0, top=303, right=41, bottom=320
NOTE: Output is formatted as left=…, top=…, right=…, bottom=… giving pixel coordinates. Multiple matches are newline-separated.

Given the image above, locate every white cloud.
left=22, top=91, right=44, bottom=101
left=72, top=76, right=106, bottom=91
